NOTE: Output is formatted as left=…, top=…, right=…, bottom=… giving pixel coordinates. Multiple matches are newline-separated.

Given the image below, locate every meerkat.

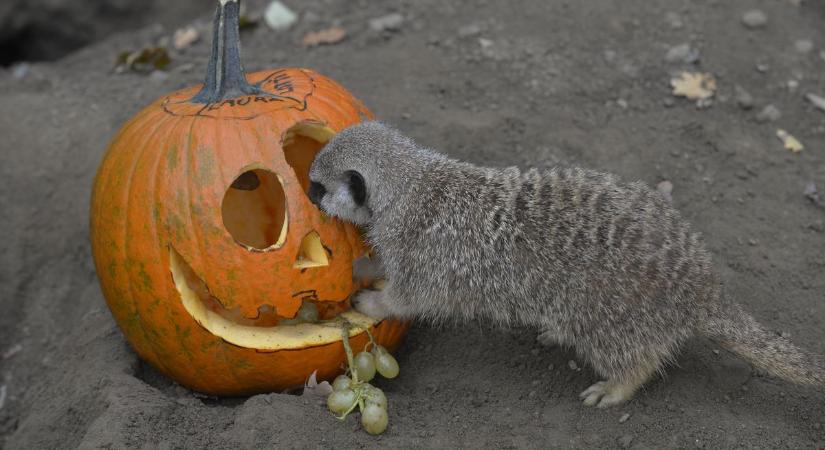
left=307, top=121, right=825, bottom=408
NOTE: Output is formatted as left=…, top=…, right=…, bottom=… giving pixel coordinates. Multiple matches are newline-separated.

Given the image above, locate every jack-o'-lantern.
left=90, top=0, right=408, bottom=396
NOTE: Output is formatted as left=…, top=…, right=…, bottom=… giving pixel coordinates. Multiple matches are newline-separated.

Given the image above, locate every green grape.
left=354, top=351, right=376, bottom=382
left=375, top=352, right=400, bottom=379
left=360, top=403, right=389, bottom=435
left=296, top=302, right=319, bottom=322
left=327, top=389, right=357, bottom=415
left=332, top=374, right=352, bottom=392
left=364, top=385, right=387, bottom=409
left=372, top=345, right=389, bottom=356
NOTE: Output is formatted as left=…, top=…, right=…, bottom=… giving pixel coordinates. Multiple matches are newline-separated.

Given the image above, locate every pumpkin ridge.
left=152, top=114, right=195, bottom=363
left=121, top=110, right=178, bottom=375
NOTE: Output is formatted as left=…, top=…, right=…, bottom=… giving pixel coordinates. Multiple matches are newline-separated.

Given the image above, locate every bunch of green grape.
left=327, top=326, right=400, bottom=435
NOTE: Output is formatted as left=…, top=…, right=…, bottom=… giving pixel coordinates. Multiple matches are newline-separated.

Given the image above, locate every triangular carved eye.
left=294, top=231, right=329, bottom=268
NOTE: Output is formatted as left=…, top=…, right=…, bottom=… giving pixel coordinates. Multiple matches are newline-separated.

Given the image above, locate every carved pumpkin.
left=90, top=0, right=408, bottom=396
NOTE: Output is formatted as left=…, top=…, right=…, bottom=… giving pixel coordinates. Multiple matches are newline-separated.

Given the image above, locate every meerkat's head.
left=309, top=121, right=413, bottom=226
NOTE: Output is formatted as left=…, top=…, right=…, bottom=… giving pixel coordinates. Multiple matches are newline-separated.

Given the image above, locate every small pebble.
left=713, top=349, right=721, bottom=355
left=787, top=80, right=799, bottom=92
left=665, top=43, right=700, bottom=64
left=735, top=86, right=754, bottom=110
left=805, top=93, right=825, bottom=113
left=756, top=104, right=781, bottom=122
left=665, top=12, right=684, bottom=29
left=149, top=70, right=169, bottom=83
left=657, top=180, right=674, bottom=202
left=618, top=434, right=634, bottom=449
left=264, top=1, right=297, bottom=30
left=619, top=413, right=631, bottom=423
left=457, top=23, right=482, bottom=38
left=741, top=10, right=768, bottom=29
left=567, top=360, right=579, bottom=371
left=369, top=13, right=405, bottom=32
left=11, top=63, right=30, bottom=79
left=794, top=39, right=814, bottom=54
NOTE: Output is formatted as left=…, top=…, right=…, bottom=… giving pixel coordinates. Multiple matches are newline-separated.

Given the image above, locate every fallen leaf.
left=302, top=370, right=333, bottom=397
left=115, top=46, right=171, bottom=73
left=173, top=26, right=200, bottom=50
left=776, top=129, right=804, bottom=153
left=671, top=72, right=716, bottom=100
left=302, top=26, right=347, bottom=47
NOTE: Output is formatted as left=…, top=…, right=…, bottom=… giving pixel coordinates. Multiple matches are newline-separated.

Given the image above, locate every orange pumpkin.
left=90, top=0, right=408, bottom=396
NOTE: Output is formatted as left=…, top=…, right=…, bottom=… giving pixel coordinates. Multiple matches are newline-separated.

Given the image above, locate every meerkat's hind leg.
left=579, top=363, right=658, bottom=408
left=579, top=379, right=638, bottom=408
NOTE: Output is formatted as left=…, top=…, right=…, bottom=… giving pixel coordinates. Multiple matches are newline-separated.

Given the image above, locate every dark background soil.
left=1, top=0, right=824, bottom=448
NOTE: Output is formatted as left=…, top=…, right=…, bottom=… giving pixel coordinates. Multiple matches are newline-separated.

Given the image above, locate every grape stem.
left=336, top=322, right=366, bottom=420
left=340, top=322, right=360, bottom=384
left=363, top=328, right=378, bottom=353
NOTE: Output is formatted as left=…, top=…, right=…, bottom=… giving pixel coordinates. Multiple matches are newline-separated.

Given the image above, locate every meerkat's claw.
left=579, top=381, right=633, bottom=408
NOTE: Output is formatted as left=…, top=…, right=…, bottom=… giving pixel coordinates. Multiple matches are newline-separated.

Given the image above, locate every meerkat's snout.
left=308, top=181, right=326, bottom=208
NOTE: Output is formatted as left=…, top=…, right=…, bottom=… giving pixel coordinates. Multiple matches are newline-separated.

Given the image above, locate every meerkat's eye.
left=345, top=170, right=366, bottom=206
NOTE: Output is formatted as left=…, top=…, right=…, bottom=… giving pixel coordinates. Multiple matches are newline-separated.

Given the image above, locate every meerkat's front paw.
left=352, top=289, right=391, bottom=320
left=579, top=380, right=634, bottom=408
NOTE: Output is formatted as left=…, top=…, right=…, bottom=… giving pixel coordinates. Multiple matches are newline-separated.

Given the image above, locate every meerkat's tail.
left=700, top=301, right=825, bottom=388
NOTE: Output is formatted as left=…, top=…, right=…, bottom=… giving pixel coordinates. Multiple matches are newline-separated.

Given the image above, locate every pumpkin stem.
left=190, top=0, right=263, bottom=103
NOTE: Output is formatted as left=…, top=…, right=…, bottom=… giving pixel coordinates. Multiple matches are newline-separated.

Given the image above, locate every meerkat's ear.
left=344, top=170, right=366, bottom=206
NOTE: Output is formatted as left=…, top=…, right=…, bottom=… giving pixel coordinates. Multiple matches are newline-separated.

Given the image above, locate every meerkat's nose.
left=308, top=181, right=326, bottom=207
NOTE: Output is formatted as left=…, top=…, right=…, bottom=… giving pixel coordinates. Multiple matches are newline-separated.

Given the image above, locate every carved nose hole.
left=294, top=231, right=330, bottom=268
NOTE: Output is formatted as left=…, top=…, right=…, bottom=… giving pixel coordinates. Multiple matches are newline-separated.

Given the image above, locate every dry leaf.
left=173, top=26, right=200, bottom=50
left=776, top=129, right=804, bottom=153
left=115, top=46, right=171, bottom=73
left=670, top=72, right=716, bottom=100
left=302, top=370, right=333, bottom=397
left=302, top=26, right=347, bottom=47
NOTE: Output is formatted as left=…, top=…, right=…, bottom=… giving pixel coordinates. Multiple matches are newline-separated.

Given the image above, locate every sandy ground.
left=1, top=0, right=825, bottom=448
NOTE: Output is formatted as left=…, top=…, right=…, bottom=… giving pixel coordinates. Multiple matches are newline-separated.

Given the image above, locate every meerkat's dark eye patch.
left=345, top=170, right=366, bottom=206
left=308, top=181, right=326, bottom=207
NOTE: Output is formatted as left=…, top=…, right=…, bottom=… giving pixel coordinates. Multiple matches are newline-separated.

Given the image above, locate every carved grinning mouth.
left=169, top=246, right=376, bottom=351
